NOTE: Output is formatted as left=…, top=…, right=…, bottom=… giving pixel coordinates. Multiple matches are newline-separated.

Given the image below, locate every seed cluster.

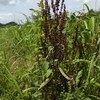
left=40, top=0, right=67, bottom=99
left=41, top=0, right=67, bottom=62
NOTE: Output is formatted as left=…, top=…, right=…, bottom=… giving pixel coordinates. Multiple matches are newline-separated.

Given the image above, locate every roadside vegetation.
left=0, top=0, right=100, bottom=99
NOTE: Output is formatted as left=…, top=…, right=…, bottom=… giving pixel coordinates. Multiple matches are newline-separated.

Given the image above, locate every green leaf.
left=4, top=63, right=22, bottom=96
left=84, top=21, right=88, bottom=29
left=21, top=13, right=29, bottom=22
left=75, top=70, right=83, bottom=86
left=97, top=35, right=100, bottom=45
left=89, top=17, right=95, bottom=34
left=42, top=61, right=49, bottom=71
left=45, top=69, right=52, bottom=78
left=90, top=79, right=100, bottom=87
left=34, top=81, right=39, bottom=86
left=29, top=8, right=39, bottom=13
left=72, top=59, right=90, bottom=64
left=33, top=69, right=39, bottom=74
left=82, top=30, right=91, bottom=42
left=84, top=3, right=90, bottom=12
left=37, top=0, right=43, bottom=7
left=74, top=89, right=84, bottom=98
left=62, top=28, right=67, bottom=34
left=33, top=92, right=42, bottom=98
left=84, top=97, right=91, bottom=100
left=22, top=87, right=35, bottom=93
left=86, top=53, right=97, bottom=87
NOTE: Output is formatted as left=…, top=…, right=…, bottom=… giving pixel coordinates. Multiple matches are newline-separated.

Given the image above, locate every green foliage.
left=84, top=3, right=90, bottom=12
left=0, top=0, right=100, bottom=99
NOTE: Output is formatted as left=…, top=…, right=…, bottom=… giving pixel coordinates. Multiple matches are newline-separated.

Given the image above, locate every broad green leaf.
left=34, top=81, right=39, bottom=86
left=33, top=92, right=42, bottom=98
left=89, top=17, right=95, bottom=34
left=45, top=69, right=52, bottom=78
left=42, top=61, right=49, bottom=71
left=84, top=98, right=91, bottom=100
left=62, top=28, right=67, bottom=34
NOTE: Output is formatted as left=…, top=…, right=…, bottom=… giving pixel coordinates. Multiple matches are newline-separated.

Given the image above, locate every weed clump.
left=40, top=0, right=69, bottom=99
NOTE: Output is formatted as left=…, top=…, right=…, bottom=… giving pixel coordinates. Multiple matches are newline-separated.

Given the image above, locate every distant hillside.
left=0, top=22, right=18, bottom=27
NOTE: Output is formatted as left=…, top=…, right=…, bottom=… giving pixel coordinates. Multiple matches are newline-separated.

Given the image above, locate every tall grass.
left=0, top=12, right=42, bottom=99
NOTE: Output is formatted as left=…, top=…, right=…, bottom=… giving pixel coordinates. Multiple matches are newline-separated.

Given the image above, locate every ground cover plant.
left=0, top=0, right=100, bottom=100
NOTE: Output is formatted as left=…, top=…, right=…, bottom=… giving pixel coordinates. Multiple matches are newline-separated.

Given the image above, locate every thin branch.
left=59, top=67, right=72, bottom=81
left=38, top=76, right=52, bottom=90
left=59, top=67, right=78, bottom=90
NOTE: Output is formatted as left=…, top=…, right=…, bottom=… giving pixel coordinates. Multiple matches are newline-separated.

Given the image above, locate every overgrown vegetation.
left=0, top=0, right=100, bottom=100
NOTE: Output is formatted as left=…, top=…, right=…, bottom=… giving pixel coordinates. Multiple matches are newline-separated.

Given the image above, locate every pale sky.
left=0, top=0, right=100, bottom=24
